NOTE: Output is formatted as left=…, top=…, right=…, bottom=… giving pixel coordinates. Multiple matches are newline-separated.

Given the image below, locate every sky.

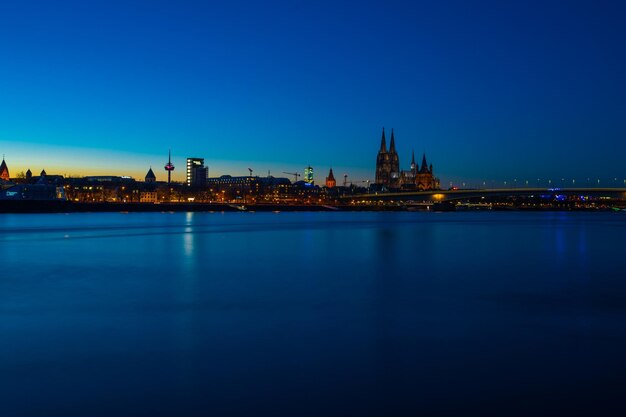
left=1, top=0, right=625, bottom=186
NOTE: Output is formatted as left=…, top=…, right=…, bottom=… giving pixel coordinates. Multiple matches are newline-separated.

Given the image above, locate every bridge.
left=341, top=188, right=626, bottom=202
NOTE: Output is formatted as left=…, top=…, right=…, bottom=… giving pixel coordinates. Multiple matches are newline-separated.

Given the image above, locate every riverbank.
left=0, top=200, right=624, bottom=213
left=0, top=200, right=340, bottom=214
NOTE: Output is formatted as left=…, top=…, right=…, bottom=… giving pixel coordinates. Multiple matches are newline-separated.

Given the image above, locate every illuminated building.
left=145, top=167, right=156, bottom=183
left=325, top=168, right=336, bottom=188
left=65, top=176, right=138, bottom=202
left=164, top=150, right=175, bottom=186
left=186, top=157, right=207, bottom=187
left=375, top=128, right=400, bottom=188
left=140, top=191, right=158, bottom=203
left=398, top=151, right=440, bottom=190
left=375, top=128, right=439, bottom=190
left=207, top=175, right=292, bottom=202
left=1, top=157, right=10, bottom=181
left=304, top=166, right=314, bottom=183
left=0, top=183, right=66, bottom=200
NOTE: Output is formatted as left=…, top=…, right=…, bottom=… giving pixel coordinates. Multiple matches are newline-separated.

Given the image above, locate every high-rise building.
left=186, top=157, right=208, bottom=187
left=0, top=156, right=10, bottom=181
left=325, top=168, right=336, bottom=188
left=304, top=166, right=314, bottom=184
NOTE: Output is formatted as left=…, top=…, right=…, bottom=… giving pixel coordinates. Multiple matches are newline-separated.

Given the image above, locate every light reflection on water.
left=0, top=211, right=625, bottom=416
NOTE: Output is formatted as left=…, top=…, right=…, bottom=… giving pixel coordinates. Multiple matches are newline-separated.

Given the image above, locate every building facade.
left=304, top=166, right=314, bottom=184
left=375, top=128, right=400, bottom=188
left=375, top=128, right=440, bottom=190
left=186, top=158, right=208, bottom=187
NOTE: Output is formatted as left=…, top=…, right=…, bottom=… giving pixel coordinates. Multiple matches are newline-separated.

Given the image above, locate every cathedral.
left=375, top=128, right=440, bottom=191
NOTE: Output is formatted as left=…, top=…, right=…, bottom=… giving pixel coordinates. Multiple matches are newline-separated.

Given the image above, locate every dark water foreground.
left=1, top=212, right=625, bottom=416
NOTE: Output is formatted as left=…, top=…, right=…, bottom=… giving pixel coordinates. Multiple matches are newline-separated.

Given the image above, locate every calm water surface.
left=1, top=212, right=625, bottom=416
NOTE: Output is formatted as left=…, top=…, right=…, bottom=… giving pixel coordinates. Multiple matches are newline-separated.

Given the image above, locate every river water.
left=1, top=212, right=625, bottom=416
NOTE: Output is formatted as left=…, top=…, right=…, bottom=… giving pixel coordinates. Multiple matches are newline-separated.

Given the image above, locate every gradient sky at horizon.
left=1, top=0, right=625, bottom=185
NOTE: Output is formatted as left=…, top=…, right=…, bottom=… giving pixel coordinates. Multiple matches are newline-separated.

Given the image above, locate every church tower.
left=375, top=128, right=401, bottom=188
left=388, top=128, right=400, bottom=187
left=145, top=167, right=156, bottom=183
left=375, top=131, right=440, bottom=191
left=375, top=128, right=391, bottom=186
left=0, top=157, right=10, bottom=181
left=325, top=167, right=336, bottom=188
left=415, top=153, right=439, bottom=190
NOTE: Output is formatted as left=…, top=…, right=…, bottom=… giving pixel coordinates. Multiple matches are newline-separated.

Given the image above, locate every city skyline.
left=3, top=139, right=625, bottom=189
left=1, top=1, right=625, bottom=184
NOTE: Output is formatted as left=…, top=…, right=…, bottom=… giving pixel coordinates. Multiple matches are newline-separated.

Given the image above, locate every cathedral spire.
left=379, top=127, right=387, bottom=152
left=389, top=128, right=396, bottom=153
left=410, top=150, right=416, bottom=171
left=420, top=153, right=429, bottom=173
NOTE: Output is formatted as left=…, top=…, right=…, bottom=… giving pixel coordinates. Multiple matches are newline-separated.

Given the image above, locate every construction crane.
left=283, top=172, right=301, bottom=182
left=248, top=168, right=253, bottom=176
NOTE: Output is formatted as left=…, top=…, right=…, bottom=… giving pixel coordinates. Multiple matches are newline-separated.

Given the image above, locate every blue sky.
left=1, top=0, right=625, bottom=185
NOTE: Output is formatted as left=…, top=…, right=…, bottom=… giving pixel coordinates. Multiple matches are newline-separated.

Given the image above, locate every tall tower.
left=388, top=128, right=400, bottom=187
left=420, top=153, right=429, bottom=173
left=304, top=166, right=314, bottom=184
left=415, top=153, right=439, bottom=190
left=0, top=156, right=10, bottom=181
left=375, top=128, right=400, bottom=188
left=375, top=128, right=390, bottom=185
left=164, top=149, right=175, bottom=186
left=186, top=157, right=207, bottom=187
